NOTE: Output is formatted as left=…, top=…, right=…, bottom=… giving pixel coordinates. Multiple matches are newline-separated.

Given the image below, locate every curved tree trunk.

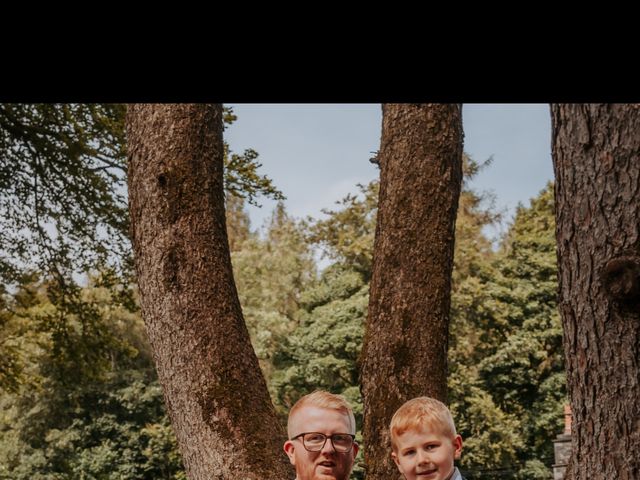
left=361, top=104, right=463, bottom=480
left=551, top=104, right=640, bottom=479
left=127, top=104, right=291, bottom=480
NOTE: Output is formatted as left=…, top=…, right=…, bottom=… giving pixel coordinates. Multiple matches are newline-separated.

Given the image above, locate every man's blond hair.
left=389, top=397, right=457, bottom=452
left=287, top=390, right=356, bottom=438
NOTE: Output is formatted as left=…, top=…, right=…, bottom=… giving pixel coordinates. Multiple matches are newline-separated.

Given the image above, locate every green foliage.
left=0, top=375, right=184, bottom=479
left=231, top=203, right=316, bottom=384
left=515, top=459, right=553, bottom=480
left=450, top=182, right=565, bottom=478
left=226, top=193, right=253, bottom=252
left=452, top=154, right=500, bottom=285
left=0, top=286, right=26, bottom=392
left=222, top=107, right=284, bottom=206
left=224, top=146, right=285, bottom=206
left=0, top=278, right=185, bottom=479
left=267, top=183, right=379, bottom=417
left=271, top=264, right=367, bottom=410
left=450, top=368, right=524, bottom=472
left=308, top=182, right=378, bottom=279
left=0, top=104, right=128, bottom=285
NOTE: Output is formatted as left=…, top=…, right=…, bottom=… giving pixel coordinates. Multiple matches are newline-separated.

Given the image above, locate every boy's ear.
left=391, top=451, right=400, bottom=467
left=453, top=435, right=463, bottom=460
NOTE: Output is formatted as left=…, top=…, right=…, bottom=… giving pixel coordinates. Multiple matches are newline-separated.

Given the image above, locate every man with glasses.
left=284, top=390, right=359, bottom=480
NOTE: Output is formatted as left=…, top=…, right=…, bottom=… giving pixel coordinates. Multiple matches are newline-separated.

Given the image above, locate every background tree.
left=551, top=104, right=640, bottom=479
left=126, top=104, right=290, bottom=479
left=225, top=194, right=252, bottom=252
left=0, top=104, right=129, bottom=285
left=361, top=104, right=463, bottom=480
left=450, top=183, right=565, bottom=479
left=308, top=181, right=379, bottom=280
left=0, top=105, right=134, bottom=393
left=0, top=274, right=185, bottom=479
left=231, top=203, right=316, bottom=386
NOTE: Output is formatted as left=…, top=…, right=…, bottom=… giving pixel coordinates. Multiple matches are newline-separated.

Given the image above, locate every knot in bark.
left=601, top=255, right=640, bottom=304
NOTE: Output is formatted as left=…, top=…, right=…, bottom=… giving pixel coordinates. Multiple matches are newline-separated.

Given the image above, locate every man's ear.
left=351, top=442, right=359, bottom=460
left=453, top=435, right=463, bottom=460
left=284, top=440, right=296, bottom=465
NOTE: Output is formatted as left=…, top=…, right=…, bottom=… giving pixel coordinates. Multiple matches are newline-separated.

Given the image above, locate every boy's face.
left=391, top=426, right=462, bottom=480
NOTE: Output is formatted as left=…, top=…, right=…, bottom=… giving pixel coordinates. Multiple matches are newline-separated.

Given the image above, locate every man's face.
left=391, top=427, right=462, bottom=480
left=284, top=406, right=359, bottom=480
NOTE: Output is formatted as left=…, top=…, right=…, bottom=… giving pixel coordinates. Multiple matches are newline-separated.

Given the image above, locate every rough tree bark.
left=361, top=104, right=463, bottom=480
left=127, top=104, right=291, bottom=480
left=551, top=104, right=640, bottom=480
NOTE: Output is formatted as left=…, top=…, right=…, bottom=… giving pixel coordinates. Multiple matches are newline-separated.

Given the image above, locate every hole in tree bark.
left=601, top=255, right=640, bottom=308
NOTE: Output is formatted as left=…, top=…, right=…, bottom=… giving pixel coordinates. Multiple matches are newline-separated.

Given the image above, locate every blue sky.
left=224, top=104, right=553, bottom=238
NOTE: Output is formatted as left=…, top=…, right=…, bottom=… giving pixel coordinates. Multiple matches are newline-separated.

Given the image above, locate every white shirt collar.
left=446, top=467, right=463, bottom=480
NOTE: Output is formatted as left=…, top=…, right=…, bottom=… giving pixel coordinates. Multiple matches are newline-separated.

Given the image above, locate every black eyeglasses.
left=291, top=432, right=356, bottom=453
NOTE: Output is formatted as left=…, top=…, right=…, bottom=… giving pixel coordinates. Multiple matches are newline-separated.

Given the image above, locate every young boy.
left=389, top=397, right=465, bottom=480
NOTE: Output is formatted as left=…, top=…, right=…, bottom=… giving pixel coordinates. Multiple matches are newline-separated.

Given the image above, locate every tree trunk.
left=361, top=104, right=463, bottom=480
left=126, top=104, right=291, bottom=480
left=551, top=104, right=640, bottom=480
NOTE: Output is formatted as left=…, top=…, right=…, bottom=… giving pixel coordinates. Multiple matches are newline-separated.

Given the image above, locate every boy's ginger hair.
left=287, top=390, right=356, bottom=438
left=389, top=396, right=457, bottom=451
